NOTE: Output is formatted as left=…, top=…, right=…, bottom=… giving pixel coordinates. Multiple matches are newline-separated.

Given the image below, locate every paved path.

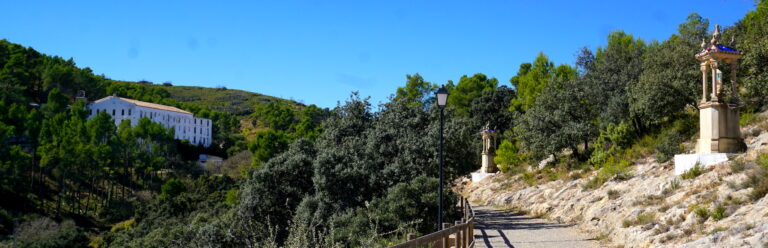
left=472, top=205, right=599, bottom=248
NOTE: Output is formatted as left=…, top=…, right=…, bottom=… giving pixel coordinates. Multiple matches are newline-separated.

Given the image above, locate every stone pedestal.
left=481, top=153, right=497, bottom=173
left=696, top=102, right=745, bottom=154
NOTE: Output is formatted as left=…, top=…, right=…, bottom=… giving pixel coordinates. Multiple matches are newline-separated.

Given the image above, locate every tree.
left=237, top=138, right=316, bottom=242
left=510, top=52, right=575, bottom=112
left=494, top=140, right=523, bottom=173
left=253, top=101, right=295, bottom=131
left=160, top=178, right=186, bottom=200
left=517, top=75, right=598, bottom=160
left=590, top=31, right=647, bottom=131
left=629, top=14, right=708, bottom=126
left=248, top=130, right=290, bottom=166
left=469, top=86, right=516, bottom=132
left=731, top=1, right=768, bottom=100
left=41, top=88, right=69, bottom=118
left=393, top=73, right=437, bottom=108
left=447, top=73, right=498, bottom=117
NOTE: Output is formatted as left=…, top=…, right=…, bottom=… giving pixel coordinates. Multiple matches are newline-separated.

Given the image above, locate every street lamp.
left=435, top=85, right=448, bottom=231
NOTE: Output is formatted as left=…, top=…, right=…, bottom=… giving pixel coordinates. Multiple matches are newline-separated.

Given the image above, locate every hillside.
left=154, top=84, right=301, bottom=118
left=463, top=108, right=768, bottom=247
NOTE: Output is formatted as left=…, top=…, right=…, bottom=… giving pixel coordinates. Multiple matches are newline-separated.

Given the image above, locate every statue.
left=710, top=24, right=721, bottom=46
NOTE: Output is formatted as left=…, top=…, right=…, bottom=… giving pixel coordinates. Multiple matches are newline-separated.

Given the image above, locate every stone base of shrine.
left=673, top=153, right=729, bottom=175
left=697, top=102, right=746, bottom=154
left=471, top=172, right=496, bottom=182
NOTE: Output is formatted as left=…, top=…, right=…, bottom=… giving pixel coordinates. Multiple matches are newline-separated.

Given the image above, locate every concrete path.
left=472, top=205, right=599, bottom=248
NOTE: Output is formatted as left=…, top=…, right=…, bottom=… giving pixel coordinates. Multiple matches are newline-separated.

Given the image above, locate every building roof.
left=94, top=96, right=192, bottom=115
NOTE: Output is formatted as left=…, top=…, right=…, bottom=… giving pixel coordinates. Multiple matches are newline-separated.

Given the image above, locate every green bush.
left=160, top=178, right=186, bottom=200
left=654, top=129, right=684, bottom=162
left=225, top=188, right=239, bottom=206
left=589, top=122, right=633, bottom=165
left=739, top=104, right=761, bottom=126
left=694, top=206, right=710, bottom=220
left=584, top=157, right=633, bottom=189
left=712, top=205, right=727, bottom=221
left=495, top=140, right=524, bottom=174
left=522, top=172, right=536, bottom=186
left=681, top=164, right=705, bottom=180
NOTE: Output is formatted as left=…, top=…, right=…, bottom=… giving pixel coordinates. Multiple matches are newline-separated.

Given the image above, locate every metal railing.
left=390, top=197, right=475, bottom=248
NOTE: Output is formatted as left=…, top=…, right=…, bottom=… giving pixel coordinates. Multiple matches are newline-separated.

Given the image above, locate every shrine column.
left=731, top=61, right=739, bottom=102
left=701, top=62, right=709, bottom=103
left=710, top=60, right=719, bottom=102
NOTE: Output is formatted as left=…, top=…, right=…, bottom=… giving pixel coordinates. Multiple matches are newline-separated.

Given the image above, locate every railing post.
left=470, top=221, right=475, bottom=246
left=442, top=223, right=452, bottom=248
left=455, top=220, right=463, bottom=248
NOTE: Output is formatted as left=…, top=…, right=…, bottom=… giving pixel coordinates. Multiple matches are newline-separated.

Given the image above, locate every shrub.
left=110, top=218, right=135, bottom=232
left=730, top=159, right=746, bottom=173
left=662, top=178, right=681, bottom=195
left=654, top=129, right=684, bottom=162
left=495, top=140, right=524, bottom=174
left=522, top=172, right=536, bottom=186
left=622, top=213, right=655, bottom=228
left=712, top=205, right=727, bottom=221
left=739, top=104, right=761, bottom=126
left=225, top=188, right=239, bottom=206
left=681, top=164, right=705, bottom=180
left=584, top=157, right=633, bottom=189
left=693, top=206, right=710, bottom=220
left=160, top=178, right=186, bottom=200
left=589, top=122, right=633, bottom=165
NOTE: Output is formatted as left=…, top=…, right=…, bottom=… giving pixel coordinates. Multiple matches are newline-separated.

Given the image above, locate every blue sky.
left=0, top=0, right=757, bottom=108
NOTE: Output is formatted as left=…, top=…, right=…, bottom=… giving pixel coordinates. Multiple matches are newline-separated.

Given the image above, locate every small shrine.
left=480, top=124, right=498, bottom=173
left=472, top=123, right=499, bottom=182
left=675, top=25, right=746, bottom=175
left=694, top=24, right=746, bottom=154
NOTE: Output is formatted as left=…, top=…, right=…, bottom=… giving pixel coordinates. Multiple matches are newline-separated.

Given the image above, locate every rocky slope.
left=463, top=115, right=768, bottom=247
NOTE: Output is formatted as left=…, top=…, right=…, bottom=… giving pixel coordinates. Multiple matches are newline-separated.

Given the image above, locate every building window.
left=121, top=109, right=125, bottom=116
left=112, top=109, right=115, bottom=116
left=89, top=109, right=93, bottom=115
left=129, top=109, right=131, bottom=115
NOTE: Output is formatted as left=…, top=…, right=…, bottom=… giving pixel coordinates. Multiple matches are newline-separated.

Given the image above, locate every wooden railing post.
left=454, top=220, right=463, bottom=248
left=389, top=197, right=475, bottom=248
left=442, top=223, right=452, bottom=248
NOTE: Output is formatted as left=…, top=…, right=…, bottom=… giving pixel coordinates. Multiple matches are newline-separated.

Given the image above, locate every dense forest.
left=2, top=1, right=768, bottom=247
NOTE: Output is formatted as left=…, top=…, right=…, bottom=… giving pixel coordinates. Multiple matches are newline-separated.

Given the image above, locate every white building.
left=87, top=95, right=212, bottom=147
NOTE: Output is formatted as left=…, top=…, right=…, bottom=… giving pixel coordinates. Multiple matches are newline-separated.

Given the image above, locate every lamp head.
left=436, top=85, right=449, bottom=107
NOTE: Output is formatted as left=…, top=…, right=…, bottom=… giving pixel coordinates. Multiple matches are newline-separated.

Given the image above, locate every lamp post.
left=435, top=85, right=449, bottom=231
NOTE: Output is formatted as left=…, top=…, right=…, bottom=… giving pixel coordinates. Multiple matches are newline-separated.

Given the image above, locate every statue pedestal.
left=696, top=102, right=745, bottom=154
left=481, top=153, right=497, bottom=173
